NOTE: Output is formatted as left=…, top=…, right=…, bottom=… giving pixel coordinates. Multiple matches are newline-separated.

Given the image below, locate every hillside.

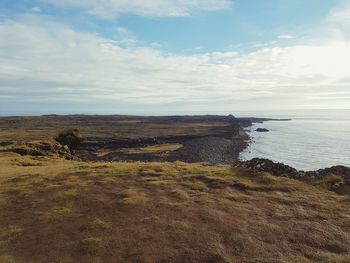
left=0, top=151, right=349, bottom=263
left=0, top=115, right=349, bottom=263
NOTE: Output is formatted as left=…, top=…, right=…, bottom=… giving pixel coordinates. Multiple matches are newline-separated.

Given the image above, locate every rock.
left=4, top=139, right=74, bottom=160
left=306, top=166, right=350, bottom=179
left=0, top=141, right=14, bottom=147
left=236, top=158, right=299, bottom=177
left=167, top=136, right=247, bottom=164
left=305, top=166, right=350, bottom=195
left=236, top=158, right=350, bottom=195
left=255, top=128, right=269, bottom=132
left=55, top=129, right=83, bottom=152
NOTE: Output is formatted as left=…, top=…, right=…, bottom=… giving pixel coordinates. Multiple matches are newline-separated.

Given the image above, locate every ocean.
left=238, top=110, right=350, bottom=171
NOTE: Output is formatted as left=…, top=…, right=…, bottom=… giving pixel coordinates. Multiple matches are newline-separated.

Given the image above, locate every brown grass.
left=0, top=115, right=230, bottom=142
left=0, top=152, right=349, bottom=262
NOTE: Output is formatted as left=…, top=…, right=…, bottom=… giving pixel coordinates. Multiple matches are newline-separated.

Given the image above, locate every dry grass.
left=117, top=189, right=148, bottom=205
left=0, top=115, right=231, bottom=142
left=0, top=151, right=349, bottom=262
left=119, top=143, right=183, bottom=155
left=96, top=143, right=183, bottom=159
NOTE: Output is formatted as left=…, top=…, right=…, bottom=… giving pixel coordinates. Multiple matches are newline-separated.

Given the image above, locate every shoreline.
left=0, top=114, right=349, bottom=197
left=241, top=116, right=350, bottom=171
left=0, top=114, right=281, bottom=163
left=1, top=114, right=348, bottom=173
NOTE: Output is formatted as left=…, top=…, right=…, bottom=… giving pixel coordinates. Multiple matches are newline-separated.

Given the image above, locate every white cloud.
left=1, top=18, right=350, bottom=112
left=31, top=7, right=42, bottom=13
left=39, top=0, right=232, bottom=19
left=277, top=35, right=294, bottom=39
left=328, top=0, right=350, bottom=26
left=115, top=27, right=138, bottom=46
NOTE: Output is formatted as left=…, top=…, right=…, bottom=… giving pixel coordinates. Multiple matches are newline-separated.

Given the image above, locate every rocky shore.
left=236, top=158, right=350, bottom=195
left=71, top=116, right=287, bottom=163
left=167, top=136, right=248, bottom=164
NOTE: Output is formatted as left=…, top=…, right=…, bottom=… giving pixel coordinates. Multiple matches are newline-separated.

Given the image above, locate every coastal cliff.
left=0, top=115, right=349, bottom=263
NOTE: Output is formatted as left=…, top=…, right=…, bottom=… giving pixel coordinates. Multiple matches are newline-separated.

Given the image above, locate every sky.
left=0, top=0, right=350, bottom=115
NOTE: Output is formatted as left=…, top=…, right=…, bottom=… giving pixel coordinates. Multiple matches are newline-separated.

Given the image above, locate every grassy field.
left=0, top=151, right=349, bottom=263
left=95, top=143, right=183, bottom=159
left=0, top=115, right=250, bottom=163
left=0, top=115, right=233, bottom=142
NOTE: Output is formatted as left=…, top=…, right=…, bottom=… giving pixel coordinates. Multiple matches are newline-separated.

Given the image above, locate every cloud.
left=115, top=27, right=138, bottom=46
left=31, top=7, right=42, bottom=13
left=1, top=17, right=350, bottom=114
left=327, top=0, right=350, bottom=26
left=39, top=0, right=232, bottom=19
left=277, top=35, right=294, bottom=39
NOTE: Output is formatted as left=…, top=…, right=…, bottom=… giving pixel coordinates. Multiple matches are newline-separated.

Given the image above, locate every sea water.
left=238, top=110, right=350, bottom=171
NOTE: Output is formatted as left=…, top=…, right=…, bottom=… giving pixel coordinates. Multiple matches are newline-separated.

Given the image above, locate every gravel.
left=167, top=136, right=247, bottom=164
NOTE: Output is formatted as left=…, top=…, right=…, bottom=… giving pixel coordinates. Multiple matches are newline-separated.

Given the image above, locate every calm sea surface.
left=238, top=110, right=350, bottom=171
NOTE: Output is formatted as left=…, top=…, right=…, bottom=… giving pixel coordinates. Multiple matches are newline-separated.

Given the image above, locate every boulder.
left=255, top=128, right=269, bottom=132
left=55, top=129, right=83, bottom=152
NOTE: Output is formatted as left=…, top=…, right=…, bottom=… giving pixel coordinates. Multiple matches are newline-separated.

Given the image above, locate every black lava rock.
left=255, top=128, right=269, bottom=132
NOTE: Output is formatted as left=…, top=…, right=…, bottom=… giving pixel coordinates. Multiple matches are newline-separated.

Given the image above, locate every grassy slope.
left=0, top=153, right=350, bottom=263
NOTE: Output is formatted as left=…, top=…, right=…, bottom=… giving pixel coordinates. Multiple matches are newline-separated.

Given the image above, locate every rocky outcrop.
left=0, top=141, right=14, bottom=147
left=305, top=166, right=350, bottom=195
left=237, top=158, right=350, bottom=195
left=306, top=166, right=350, bottom=179
left=4, top=140, right=74, bottom=160
left=255, top=128, right=269, bottom=132
left=236, top=158, right=300, bottom=177
left=56, top=129, right=83, bottom=153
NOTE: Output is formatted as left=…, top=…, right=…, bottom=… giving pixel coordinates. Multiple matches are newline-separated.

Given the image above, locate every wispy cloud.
left=38, top=0, right=232, bottom=19
left=277, top=35, right=295, bottom=39
left=31, top=7, right=42, bottom=13
left=327, top=0, right=350, bottom=26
